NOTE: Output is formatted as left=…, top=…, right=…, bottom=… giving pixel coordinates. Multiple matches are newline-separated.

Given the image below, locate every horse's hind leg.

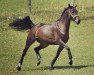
left=16, top=35, right=35, bottom=71
left=34, top=43, right=48, bottom=66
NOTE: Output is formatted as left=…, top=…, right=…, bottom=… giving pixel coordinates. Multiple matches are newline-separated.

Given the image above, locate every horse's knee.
left=66, top=47, right=70, bottom=50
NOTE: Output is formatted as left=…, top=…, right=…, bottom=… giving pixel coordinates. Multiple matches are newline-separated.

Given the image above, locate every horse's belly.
left=36, top=38, right=57, bottom=45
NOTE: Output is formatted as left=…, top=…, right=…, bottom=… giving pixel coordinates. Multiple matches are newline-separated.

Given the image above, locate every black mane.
left=57, top=7, right=69, bottom=21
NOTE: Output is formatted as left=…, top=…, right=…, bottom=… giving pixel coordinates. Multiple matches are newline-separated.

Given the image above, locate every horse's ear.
left=68, top=4, right=72, bottom=8
left=68, top=4, right=71, bottom=7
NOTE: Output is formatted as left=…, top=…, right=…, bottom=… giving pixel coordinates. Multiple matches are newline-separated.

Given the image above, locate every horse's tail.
left=9, top=16, right=34, bottom=30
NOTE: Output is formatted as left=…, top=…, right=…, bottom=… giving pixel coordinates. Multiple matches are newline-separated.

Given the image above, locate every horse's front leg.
left=67, top=47, right=73, bottom=65
left=51, top=46, right=64, bottom=69
left=59, top=39, right=73, bottom=65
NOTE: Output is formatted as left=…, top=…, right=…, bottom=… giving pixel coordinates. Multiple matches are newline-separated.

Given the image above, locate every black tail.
left=9, top=16, right=34, bottom=30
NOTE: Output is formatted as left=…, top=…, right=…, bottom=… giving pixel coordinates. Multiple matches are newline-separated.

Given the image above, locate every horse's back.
left=35, top=25, right=54, bottom=38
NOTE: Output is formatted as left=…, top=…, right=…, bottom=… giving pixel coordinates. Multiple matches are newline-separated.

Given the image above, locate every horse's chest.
left=60, top=33, right=69, bottom=43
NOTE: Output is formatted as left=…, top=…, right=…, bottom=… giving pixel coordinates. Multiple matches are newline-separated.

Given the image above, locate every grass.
left=0, top=0, right=94, bottom=75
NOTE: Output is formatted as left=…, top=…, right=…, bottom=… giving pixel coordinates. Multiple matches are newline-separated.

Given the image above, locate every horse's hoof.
left=69, top=60, right=73, bottom=65
left=37, top=61, right=41, bottom=66
left=16, top=66, right=21, bottom=71
left=49, top=66, right=54, bottom=70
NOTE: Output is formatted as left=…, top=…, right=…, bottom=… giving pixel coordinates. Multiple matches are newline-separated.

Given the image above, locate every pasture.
left=0, top=0, right=94, bottom=75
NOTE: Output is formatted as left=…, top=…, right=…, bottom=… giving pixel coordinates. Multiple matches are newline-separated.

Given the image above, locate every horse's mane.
left=57, top=7, right=69, bottom=21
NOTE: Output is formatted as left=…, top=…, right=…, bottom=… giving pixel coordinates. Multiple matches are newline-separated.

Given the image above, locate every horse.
left=16, top=4, right=80, bottom=71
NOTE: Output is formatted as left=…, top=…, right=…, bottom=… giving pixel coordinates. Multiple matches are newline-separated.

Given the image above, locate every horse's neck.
left=57, top=11, right=70, bottom=34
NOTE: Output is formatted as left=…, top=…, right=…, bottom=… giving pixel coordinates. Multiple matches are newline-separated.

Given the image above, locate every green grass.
left=0, top=0, right=94, bottom=75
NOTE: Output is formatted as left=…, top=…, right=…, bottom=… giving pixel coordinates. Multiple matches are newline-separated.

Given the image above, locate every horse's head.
left=68, top=4, right=80, bottom=24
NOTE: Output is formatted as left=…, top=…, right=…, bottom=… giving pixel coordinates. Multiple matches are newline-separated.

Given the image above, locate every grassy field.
left=0, top=0, right=94, bottom=75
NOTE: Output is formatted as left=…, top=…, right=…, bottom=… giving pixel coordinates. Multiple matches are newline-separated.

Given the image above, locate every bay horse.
left=16, top=4, right=80, bottom=71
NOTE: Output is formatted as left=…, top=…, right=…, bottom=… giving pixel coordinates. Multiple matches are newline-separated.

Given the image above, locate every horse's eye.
left=71, top=10, right=74, bottom=13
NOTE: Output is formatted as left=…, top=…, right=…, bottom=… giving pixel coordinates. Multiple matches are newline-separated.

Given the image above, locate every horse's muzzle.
left=74, top=16, right=80, bottom=24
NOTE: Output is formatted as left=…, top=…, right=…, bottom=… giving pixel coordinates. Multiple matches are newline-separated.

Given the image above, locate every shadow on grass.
left=25, top=65, right=94, bottom=71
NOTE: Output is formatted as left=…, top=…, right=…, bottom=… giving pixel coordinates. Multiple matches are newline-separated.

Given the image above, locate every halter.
left=69, top=8, right=79, bottom=20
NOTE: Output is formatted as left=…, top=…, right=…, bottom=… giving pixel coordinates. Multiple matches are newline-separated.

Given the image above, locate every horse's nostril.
left=75, top=16, right=80, bottom=24
left=77, top=19, right=81, bottom=24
